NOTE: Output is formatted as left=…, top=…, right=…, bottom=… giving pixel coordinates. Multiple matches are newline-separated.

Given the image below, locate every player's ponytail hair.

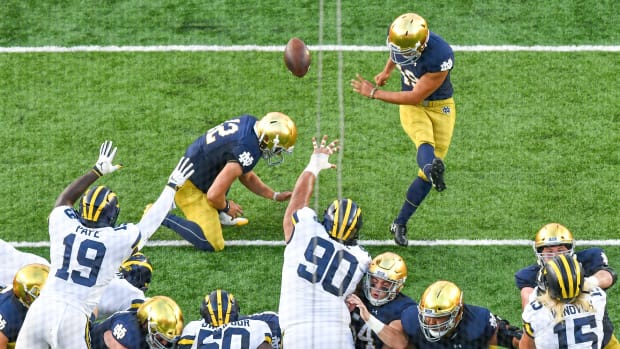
left=537, top=292, right=593, bottom=323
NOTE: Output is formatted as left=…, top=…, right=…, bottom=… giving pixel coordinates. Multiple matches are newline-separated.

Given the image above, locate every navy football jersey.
left=0, top=289, right=29, bottom=345
left=402, top=304, right=497, bottom=348
left=90, top=310, right=147, bottom=349
left=351, top=293, right=417, bottom=349
left=184, top=115, right=262, bottom=192
left=393, top=31, right=454, bottom=99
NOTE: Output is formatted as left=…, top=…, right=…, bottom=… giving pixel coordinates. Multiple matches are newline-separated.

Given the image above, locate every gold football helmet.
left=387, top=13, right=429, bottom=65
left=137, top=296, right=184, bottom=349
left=256, top=112, right=297, bottom=166
left=363, top=252, right=407, bottom=306
left=418, top=280, right=463, bottom=342
left=533, top=223, right=575, bottom=265
left=13, top=263, right=49, bottom=308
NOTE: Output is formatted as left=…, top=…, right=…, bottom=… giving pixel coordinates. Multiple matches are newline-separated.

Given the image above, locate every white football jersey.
left=522, top=287, right=606, bottom=349
left=182, top=319, right=272, bottom=349
left=95, top=277, right=145, bottom=319
left=278, top=207, right=371, bottom=347
left=0, top=239, right=49, bottom=288
left=41, top=206, right=141, bottom=315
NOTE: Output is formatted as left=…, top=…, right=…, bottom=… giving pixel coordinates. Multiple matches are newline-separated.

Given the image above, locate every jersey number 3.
left=297, top=236, right=359, bottom=296
left=55, top=233, right=107, bottom=287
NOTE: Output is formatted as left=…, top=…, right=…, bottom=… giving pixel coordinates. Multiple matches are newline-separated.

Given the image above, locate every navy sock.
left=417, top=143, right=435, bottom=179
left=162, top=214, right=215, bottom=252
left=395, top=177, right=432, bottom=224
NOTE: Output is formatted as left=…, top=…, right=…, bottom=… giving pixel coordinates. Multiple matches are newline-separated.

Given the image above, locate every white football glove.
left=93, top=140, right=122, bottom=177
left=167, top=157, right=195, bottom=191
left=304, top=136, right=338, bottom=176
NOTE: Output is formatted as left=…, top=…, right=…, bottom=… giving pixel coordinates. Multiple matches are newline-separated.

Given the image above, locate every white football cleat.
left=219, top=212, right=249, bottom=227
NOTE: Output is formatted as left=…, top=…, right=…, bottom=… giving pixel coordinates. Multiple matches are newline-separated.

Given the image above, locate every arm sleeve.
left=135, top=186, right=176, bottom=248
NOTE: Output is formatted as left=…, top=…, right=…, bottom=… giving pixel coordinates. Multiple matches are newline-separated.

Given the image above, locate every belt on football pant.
left=421, top=98, right=451, bottom=107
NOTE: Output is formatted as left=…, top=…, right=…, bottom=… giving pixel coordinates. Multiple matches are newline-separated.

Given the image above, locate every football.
left=284, top=37, right=311, bottom=78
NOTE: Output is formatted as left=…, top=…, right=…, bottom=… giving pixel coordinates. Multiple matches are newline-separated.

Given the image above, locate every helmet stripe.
left=86, top=186, right=106, bottom=221
left=224, top=293, right=232, bottom=324
left=216, top=290, right=223, bottom=325
left=332, top=200, right=341, bottom=237
left=337, top=200, right=352, bottom=239
left=560, top=255, right=575, bottom=298
left=122, top=260, right=153, bottom=272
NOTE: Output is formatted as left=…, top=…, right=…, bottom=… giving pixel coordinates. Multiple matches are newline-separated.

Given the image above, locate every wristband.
left=366, top=315, right=385, bottom=334
left=92, top=167, right=103, bottom=177
left=222, top=200, right=230, bottom=213
left=303, top=166, right=320, bottom=177
left=369, top=87, right=378, bottom=99
left=166, top=182, right=179, bottom=191
left=272, top=192, right=279, bottom=201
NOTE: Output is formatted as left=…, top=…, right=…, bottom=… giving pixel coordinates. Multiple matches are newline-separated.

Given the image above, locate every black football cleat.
left=390, top=222, right=408, bottom=246
left=430, top=158, right=446, bottom=192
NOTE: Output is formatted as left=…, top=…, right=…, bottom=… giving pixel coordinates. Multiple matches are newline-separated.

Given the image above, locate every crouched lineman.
left=347, top=251, right=416, bottom=349
left=89, top=295, right=184, bottom=349
left=178, top=289, right=272, bottom=349
left=401, top=280, right=522, bottom=348
left=0, top=264, right=49, bottom=348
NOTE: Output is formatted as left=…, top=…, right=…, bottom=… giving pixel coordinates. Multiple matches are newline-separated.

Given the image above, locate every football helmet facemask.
left=418, top=280, right=464, bottom=342
left=364, top=252, right=407, bottom=306
left=387, top=13, right=429, bottom=65
left=543, top=254, right=584, bottom=303
left=323, top=199, right=363, bottom=246
left=78, top=185, right=120, bottom=228
left=256, top=112, right=298, bottom=166
left=533, top=223, right=575, bottom=266
left=119, top=252, right=153, bottom=292
left=137, top=296, right=184, bottom=349
left=13, top=263, right=50, bottom=308
left=200, top=289, right=240, bottom=327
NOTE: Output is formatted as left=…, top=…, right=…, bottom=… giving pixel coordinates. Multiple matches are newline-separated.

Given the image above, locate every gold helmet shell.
left=13, top=263, right=49, bottom=307
left=363, top=252, right=408, bottom=306
left=256, top=112, right=298, bottom=165
left=418, top=280, right=463, bottom=342
left=388, top=13, right=429, bottom=65
left=533, top=223, right=575, bottom=265
left=137, top=296, right=184, bottom=349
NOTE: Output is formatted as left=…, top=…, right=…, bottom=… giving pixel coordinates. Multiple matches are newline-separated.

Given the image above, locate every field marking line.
left=1, top=45, right=619, bottom=53
left=9, top=239, right=620, bottom=248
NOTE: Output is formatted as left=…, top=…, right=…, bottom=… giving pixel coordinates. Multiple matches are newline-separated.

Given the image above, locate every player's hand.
left=167, top=157, right=195, bottom=191
left=346, top=294, right=370, bottom=321
left=351, top=74, right=376, bottom=98
left=304, top=135, right=338, bottom=176
left=92, top=140, right=123, bottom=177
left=374, top=71, right=391, bottom=86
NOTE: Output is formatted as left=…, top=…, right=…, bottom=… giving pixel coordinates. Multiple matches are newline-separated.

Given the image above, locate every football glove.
left=304, top=136, right=338, bottom=176
left=167, top=157, right=195, bottom=191
left=93, top=140, right=122, bottom=177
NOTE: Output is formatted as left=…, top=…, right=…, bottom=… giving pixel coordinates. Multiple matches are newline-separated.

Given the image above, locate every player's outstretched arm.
left=54, top=140, right=122, bottom=208
left=282, top=135, right=338, bottom=242
left=137, top=157, right=194, bottom=246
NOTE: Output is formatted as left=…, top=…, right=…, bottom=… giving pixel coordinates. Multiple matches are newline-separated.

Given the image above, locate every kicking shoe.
left=430, top=158, right=446, bottom=192
left=390, top=222, right=408, bottom=246
left=219, top=212, right=249, bottom=227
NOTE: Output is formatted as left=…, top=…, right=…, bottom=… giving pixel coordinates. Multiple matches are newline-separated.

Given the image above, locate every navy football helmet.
left=200, top=289, right=240, bottom=327
left=78, top=185, right=120, bottom=228
left=542, top=254, right=584, bottom=302
left=119, top=252, right=152, bottom=292
left=323, top=199, right=363, bottom=246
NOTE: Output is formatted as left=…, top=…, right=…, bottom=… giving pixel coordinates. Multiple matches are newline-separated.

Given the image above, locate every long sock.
left=395, top=177, right=432, bottom=225
left=162, top=214, right=215, bottom=251
left=417, top=143, right=436, bottom=179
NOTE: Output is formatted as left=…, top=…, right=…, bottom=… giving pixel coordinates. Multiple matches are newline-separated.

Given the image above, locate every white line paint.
left=8, top=239, right=620, bottom=248
left=0, top=45, right=619, bottom=53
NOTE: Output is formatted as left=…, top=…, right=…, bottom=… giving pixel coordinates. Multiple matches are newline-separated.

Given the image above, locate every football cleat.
left=219, top=212, right=249, bottom=227
left=429, top=158, right=446, bottom=192
left=256, top=112, right=298, bottom=166
left=390, top=222, right=408, bottom=246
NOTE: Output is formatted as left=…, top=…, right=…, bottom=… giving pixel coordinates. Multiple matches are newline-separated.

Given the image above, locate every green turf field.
left=2, top=0, right=619, bottom=336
